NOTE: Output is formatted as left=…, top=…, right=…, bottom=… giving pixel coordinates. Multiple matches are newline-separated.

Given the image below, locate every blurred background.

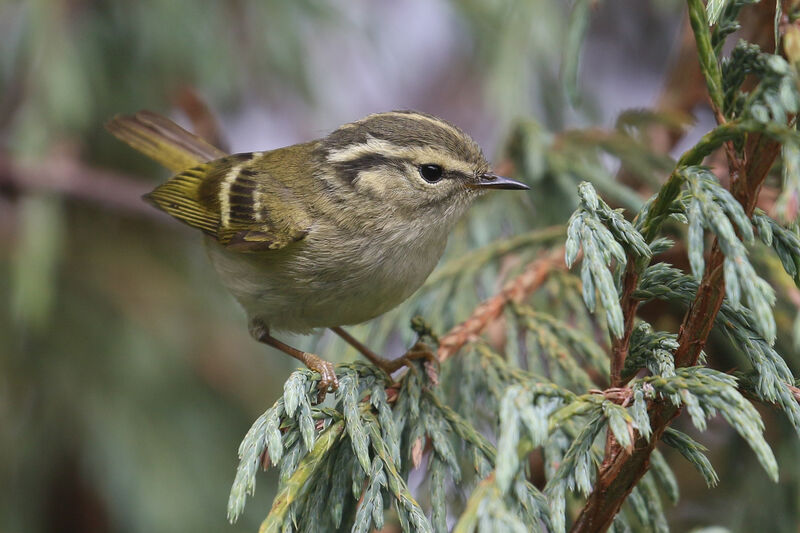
left=2, top=1, right=799, bottom=532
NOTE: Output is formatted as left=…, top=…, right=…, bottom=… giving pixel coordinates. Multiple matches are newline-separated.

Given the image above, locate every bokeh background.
left=3, top=1, right=798, bottom=532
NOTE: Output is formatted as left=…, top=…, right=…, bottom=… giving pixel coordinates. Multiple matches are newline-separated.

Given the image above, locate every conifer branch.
left=610, top=265, right=640, bottom=388
left=688, top=0, right=725, bottom=113
left=437, top=247, right=566, bottom=362
left=226, top=4, right=800, bottom=532
left=571, top=3, right=792, bottom=530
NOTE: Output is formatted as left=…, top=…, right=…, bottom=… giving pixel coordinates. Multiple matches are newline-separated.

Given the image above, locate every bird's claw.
left=303, top=353, right=339, bottom=403
left=383, top=342, right=439, bottom=383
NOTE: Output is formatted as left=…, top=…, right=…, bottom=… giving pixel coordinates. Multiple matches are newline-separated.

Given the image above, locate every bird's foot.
left=301, top=352, right=339, bottom=402
left=328, top=327, right=438, bottom=383
left=250, top=319, right=339, bottom=403
left=381, top=342, right=439, bottom=384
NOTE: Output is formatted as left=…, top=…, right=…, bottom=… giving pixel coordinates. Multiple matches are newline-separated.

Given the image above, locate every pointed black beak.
left=468, top=173, right=529, bottom=190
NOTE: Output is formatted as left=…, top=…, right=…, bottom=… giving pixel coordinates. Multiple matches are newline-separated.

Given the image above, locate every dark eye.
left=419, top=164, right=443, bottom=183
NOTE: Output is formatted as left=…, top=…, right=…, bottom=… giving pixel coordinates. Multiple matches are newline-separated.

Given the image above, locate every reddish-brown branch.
left=791, top=385, right=800, bottom=403
left=2, top=88, right=225, bottom=221
left=572, top=5, right=786, bottom=529
left=601, top=259, right=644, bottom=492
left=571, top=164, right=775, bottom=531
left=437, top=247, right=566, bottom=362
left=0, top=150, right=162, bottom=219
left=605, top=9, right=711, bottom=386
left=610, top=263, right=640, bottom=388
left=571, top=113, right=783, bottom=533
left=174, top=86, right=229, bottom=152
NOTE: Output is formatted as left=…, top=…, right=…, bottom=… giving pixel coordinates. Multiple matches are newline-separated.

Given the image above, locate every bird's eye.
left=419, top=164, right=443, bottom=183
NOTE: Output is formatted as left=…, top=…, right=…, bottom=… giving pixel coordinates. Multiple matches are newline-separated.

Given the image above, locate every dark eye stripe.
left=333, top=153, right=409, bottom=184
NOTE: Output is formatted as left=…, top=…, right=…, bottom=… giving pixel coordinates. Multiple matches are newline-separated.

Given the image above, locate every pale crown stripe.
left=376, top=111, right=463, bottom=140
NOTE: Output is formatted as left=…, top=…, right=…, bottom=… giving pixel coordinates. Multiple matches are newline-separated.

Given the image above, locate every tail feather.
left=106, top=110, right=227, bottom=172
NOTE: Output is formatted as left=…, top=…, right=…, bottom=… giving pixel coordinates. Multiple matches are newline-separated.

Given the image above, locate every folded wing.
left=107, top=111, right=311, bottom=252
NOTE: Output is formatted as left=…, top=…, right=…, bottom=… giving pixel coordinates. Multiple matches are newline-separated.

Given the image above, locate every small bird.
left=107, top=110, right=528, bottom=394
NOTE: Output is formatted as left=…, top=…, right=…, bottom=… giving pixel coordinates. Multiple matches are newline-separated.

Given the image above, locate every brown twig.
left=0, top=150, right=163, bottom=219
left=602, top=260, right=642, bottom=474
left=573, top=286, right=787, bottom=531
left=436, top=247, right=567, bottom=362
left=571, top=4, right=786, bottom=530
left=791, top=385, right=800, bottom=403
left=571, top=80, right=782, bottom=533
left=3, top=89, right=226, bottom=221
left=174, top=86, right=229, bottom=152
left=606, top=7, right=711, bottom=386
left=593, top=11, right=707, bottom=470
left=609, top=263, right=640, bottom=388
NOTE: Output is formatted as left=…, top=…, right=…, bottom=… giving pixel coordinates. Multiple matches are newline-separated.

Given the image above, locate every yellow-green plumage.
left=107, top=110, right=527, bottom=336
left=145, top=163, right=220, bottom=235
left=145, top=150, right=312, bottom=251
left=105, top=110, right=224, bottom=171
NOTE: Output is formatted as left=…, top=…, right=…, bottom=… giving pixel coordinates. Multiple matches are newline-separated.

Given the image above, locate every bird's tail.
left=105, top=110, right=226, bottom=172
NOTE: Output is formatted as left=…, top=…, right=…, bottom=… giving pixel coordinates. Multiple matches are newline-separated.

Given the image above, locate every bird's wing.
left=145, top=151, right=313, bottom=252
left=107, top=111, right=312, bottom=252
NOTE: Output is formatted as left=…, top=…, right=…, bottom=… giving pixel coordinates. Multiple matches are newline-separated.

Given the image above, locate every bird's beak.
left=468, top=173, right=530, bottom=190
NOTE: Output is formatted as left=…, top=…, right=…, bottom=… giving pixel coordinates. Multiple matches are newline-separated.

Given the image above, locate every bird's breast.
left=205, top=221, right=449, bottom=332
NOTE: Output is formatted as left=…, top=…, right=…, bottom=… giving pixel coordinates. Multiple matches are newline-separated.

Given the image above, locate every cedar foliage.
left=227, top=2, right=800, bottom=531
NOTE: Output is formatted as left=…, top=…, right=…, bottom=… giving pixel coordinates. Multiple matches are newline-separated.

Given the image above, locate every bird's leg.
left=395, top=342, right=440, bottom=384
left=331, top=326, right=398, bottom=370
left=331, top=327, right=438, bottom=377
left=250, top=319, right=339, bottom=400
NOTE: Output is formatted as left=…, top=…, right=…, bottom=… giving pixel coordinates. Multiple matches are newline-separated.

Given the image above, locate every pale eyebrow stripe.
left=326, top=137, right=475, bottom=176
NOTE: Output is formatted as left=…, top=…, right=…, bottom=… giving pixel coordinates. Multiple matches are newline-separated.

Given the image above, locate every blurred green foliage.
left=3, top=1, right=800, bottom=532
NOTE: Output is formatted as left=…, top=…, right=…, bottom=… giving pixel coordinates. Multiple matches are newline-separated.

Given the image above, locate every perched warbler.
left=107, top=110, right=528, bottom=395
